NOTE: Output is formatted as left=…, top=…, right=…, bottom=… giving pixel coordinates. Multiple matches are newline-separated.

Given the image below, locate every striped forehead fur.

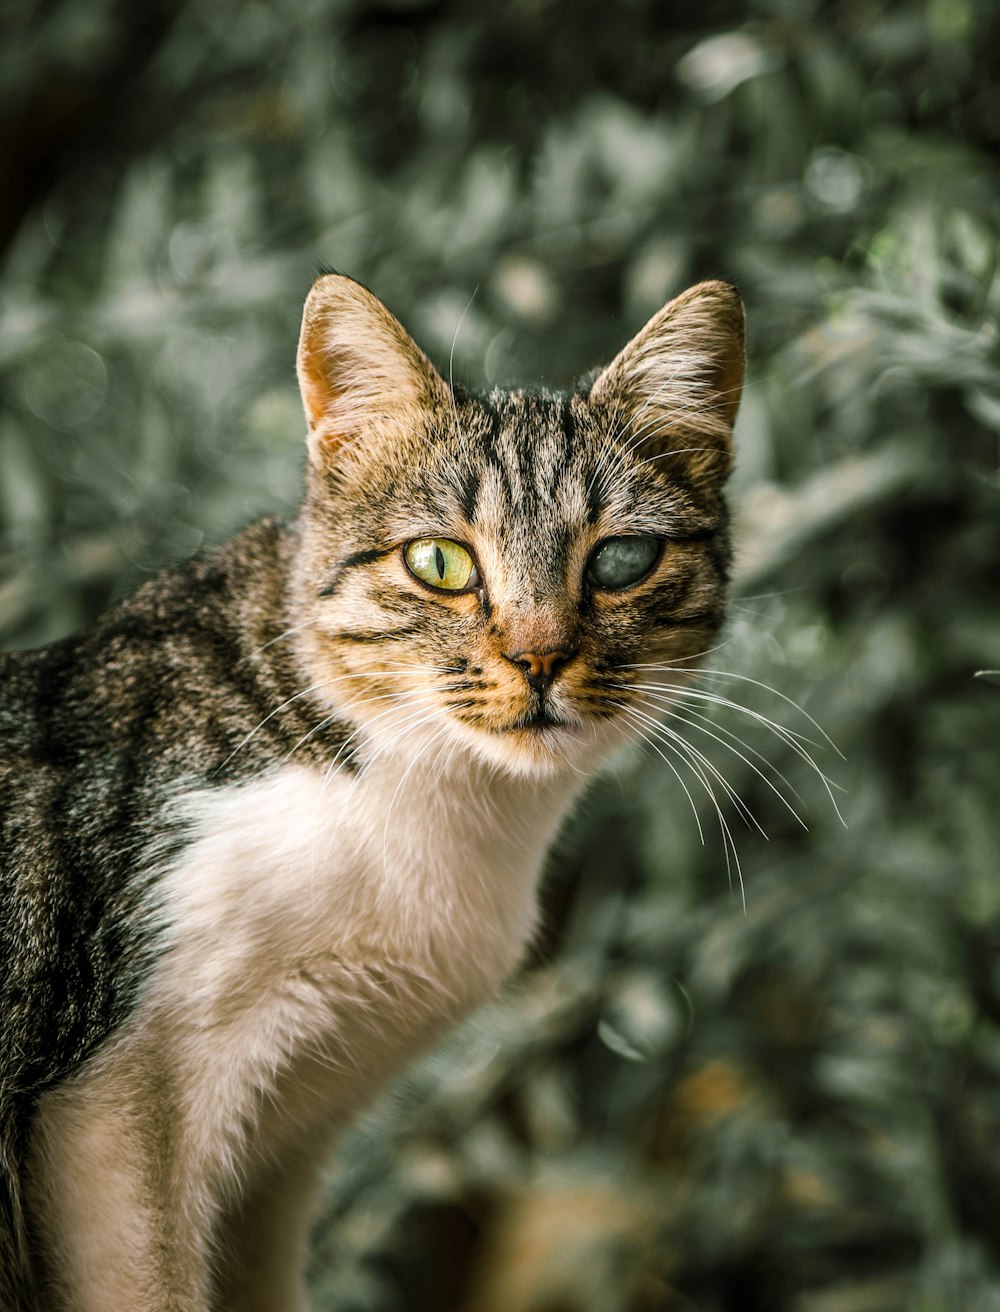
left=298, top=277, right=743, bottom=522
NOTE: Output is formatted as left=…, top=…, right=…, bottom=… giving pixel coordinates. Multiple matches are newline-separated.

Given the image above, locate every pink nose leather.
left=508, top=649, right=572, bottom=685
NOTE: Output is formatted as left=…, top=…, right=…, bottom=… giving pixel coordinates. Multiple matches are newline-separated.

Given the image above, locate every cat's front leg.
left=26, top=1059, right=215, bottom=1312
left=213, top=1145, right=324, bottom=1312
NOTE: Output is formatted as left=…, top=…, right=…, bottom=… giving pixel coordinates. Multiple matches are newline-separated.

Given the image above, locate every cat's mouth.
left=509, top=705, right=565, bottom=732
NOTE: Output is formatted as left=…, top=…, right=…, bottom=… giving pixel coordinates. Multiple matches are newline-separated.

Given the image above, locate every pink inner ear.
left=296, top=298, right=340, bottom=438
left=299, top=340, right=333, bottom=432
left=299, top=331, right=355, bottom=443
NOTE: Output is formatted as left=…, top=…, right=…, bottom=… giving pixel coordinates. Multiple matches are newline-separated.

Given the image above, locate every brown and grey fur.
left=0, top=274, right=744, bottom=1310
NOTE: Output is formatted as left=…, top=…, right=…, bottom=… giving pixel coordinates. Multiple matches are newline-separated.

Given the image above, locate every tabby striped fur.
left=0, top=274, right=744, bottom=1309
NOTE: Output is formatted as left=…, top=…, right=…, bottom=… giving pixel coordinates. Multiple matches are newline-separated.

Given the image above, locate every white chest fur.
left=155, top=756, right=580, bottom=1164
left=166, top=757, right=572, bottom=1001
left=28, top=756, right=582, bottom=1310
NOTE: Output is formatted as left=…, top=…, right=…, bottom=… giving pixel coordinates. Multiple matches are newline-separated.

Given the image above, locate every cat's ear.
left=588, top=280, right=745, bottom=485
left=297, top=274, right=451, bottom=467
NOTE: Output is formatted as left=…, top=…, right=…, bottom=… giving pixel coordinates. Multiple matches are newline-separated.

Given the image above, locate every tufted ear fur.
left=588, top=280, right=745, bottom=486
left=297, top=273, right=452, bottom=468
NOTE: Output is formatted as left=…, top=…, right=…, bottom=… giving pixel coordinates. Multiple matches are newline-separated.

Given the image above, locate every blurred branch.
left=733, top=441, right=927, bottom=594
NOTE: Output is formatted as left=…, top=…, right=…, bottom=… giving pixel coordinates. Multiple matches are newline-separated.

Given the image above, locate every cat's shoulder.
left=0, top=516, right=308, bottom=771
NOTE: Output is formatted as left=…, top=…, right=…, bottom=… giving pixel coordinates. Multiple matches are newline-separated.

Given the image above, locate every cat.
left=0, top=272, right=744, bottom=1311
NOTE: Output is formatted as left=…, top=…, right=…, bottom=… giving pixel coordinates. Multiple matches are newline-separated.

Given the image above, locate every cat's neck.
left=352, top=745, right=583, bottom=988
left=352, top=738, right=585, bottom=877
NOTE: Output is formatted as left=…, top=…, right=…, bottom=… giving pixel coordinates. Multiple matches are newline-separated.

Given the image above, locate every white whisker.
left=216, top=663, right=463, bottom=774
left=610, top=701, right=705, bottom=845
left=448, top=286, right=479, bottom=444
left=624, top=663, right=844, bottom=758
left=635, top=695, right=808, bottom=830
left=618, top=703, right=745, bottom=909
left=246, top=621, right=308, bottom=657
left=627, top=703, right=765, bottom=836
left=622, top=680, right=845, bottom=824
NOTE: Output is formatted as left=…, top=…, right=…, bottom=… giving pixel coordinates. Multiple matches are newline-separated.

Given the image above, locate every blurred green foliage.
left=2, top=0, right=999, bottom=1308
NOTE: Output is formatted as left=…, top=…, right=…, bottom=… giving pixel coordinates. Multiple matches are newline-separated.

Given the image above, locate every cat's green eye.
left=404, top=538, right=480, bottom=592
left=587, top=535, right=661, bottom=591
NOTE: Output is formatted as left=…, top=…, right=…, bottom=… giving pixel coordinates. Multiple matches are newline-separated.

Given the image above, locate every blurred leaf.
left=3, top=0, right=1000, bottom=1305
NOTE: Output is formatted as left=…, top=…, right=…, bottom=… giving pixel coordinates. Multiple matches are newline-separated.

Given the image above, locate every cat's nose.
left=506, top=648, right=573, bottom=692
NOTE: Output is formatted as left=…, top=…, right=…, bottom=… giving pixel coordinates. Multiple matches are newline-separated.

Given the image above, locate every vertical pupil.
left=434, top=545, right=446, bottom=580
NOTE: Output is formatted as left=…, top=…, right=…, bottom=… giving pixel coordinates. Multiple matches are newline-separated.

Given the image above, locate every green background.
left=2, top=1, right=999, bottom=1307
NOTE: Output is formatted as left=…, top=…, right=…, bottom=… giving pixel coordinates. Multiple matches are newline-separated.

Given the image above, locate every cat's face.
left=292, top=276, right=743, bottom=780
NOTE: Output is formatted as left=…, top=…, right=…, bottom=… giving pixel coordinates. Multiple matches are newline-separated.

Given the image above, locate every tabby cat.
left=0, top=273, right=744, bottom=1310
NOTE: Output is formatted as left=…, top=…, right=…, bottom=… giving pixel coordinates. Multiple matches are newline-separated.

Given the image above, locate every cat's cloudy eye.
left=587, top=535, right=661, bottom=591
left=404, top=538, right=480, bottom=592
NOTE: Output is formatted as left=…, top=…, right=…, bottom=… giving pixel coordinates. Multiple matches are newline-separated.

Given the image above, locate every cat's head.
left=291, top=273, right=744, bottom=780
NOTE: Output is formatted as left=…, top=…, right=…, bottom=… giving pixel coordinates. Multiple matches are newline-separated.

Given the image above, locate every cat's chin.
left=455, top=718, right=623, bottom=782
